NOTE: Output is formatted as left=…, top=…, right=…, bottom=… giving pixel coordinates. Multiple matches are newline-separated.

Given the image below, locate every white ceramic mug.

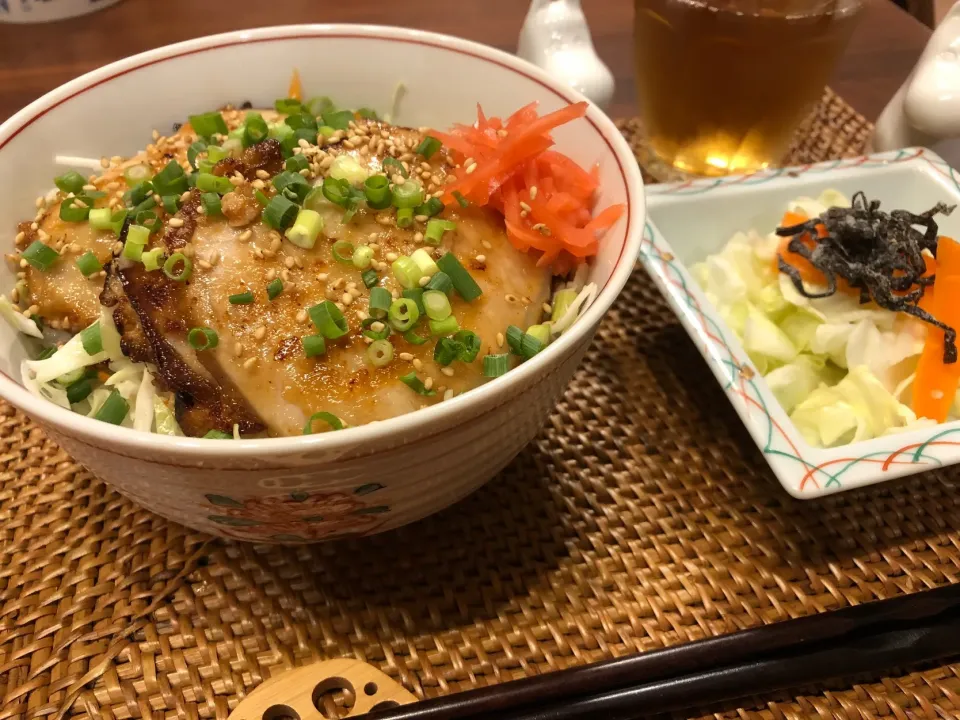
left=0, top=0, right=122, bottom=23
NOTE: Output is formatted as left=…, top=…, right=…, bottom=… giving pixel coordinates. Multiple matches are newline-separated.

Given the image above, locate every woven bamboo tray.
left=2, top=88, right=960, bottom=720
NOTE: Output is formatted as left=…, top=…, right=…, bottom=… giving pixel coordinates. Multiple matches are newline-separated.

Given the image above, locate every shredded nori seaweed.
left=776, top=191, right=958, bottom=363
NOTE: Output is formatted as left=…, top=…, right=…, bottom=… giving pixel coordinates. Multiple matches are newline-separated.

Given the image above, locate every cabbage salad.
left=692, top=190, right=940, bottom=448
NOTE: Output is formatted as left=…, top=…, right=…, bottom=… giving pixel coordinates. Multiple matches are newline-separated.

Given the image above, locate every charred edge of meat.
left=114, top=262, right=266, bottom=436
left=163, top=191, right=201, bottom=252
left=212, top=138, right=284, bottom=181
left=100, top=262, right=153, bottom=362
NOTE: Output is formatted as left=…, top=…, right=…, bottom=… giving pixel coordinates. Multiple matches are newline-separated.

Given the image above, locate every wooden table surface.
left=0, top=0, right=931, bottom=125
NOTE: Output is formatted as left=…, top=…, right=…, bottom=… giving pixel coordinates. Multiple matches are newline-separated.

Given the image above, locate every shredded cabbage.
left=694, top=189, right=934, bottom=448
left=0, top=295, right=42, bottom=338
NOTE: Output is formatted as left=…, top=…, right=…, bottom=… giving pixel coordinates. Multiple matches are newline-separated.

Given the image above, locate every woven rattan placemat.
left=3, top=88, right=959, bottom=720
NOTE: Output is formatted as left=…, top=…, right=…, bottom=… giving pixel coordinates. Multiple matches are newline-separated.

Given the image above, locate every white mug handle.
left=517, top=0, right=616, bottom=110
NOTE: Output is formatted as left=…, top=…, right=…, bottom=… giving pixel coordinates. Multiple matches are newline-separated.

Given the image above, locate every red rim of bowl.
left=0, top=24, right=645, bottom=458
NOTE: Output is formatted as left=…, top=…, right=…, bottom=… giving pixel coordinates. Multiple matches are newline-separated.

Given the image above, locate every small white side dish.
left=643, top=148, right=960, bottom=498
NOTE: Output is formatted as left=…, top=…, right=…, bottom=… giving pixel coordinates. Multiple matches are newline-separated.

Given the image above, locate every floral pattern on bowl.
left=203, top=484, right=389, bottom=542
left=643, top=147, right=960, bottom=498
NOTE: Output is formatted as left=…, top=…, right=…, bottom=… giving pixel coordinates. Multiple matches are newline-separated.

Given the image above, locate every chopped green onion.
left=397, top=207, right=414, bottom=228
left=306, top=96, right=335, bottom=115
left=109, top=209, right=128, bottom=235
left=22, top=241, right=58, bottom=271
left=88, top=207, right=113, bottom=230
left=454, top=330, right=482, bottom=362
left=332, top=240, right=355, bottom=265
left=392, top=256, right=421, bottom=289
left=318, top=125, right=336, bottom=138
left=66, top=378, right=93, bottom=405
left=303, top=411, right=343, bottom=434
left=269, top=122, right=295, bottom=144
left=424, top=271, right=453, bottom=294
left=322, top=176, right=352, bottom=207
left=123, top=163, right=153, bottom=186
left=206, top=145, right=229, bottom=163
left=142, top=248, right=165, bottom=271
left=281, top=128, right=318, bottom=156
left=187, top=140, right=208, bottom=170
left=367, top=339, right=394, bottom=368
left=551, top=289, right=578, bottom=323
left=352, top=245, right=374, bottom=270
left=434, top=337, right=462, bottom=366
left=122, top=224, right=149, bottom=261
left=54, top=170, right=85, bottom=194
left=368, top=287, right=392, bottom=319
left=35, top=346, right=57, bottom=361
left=56, top=367, right=86, bottom=387
left=285, top=154, right=309, bottom=173
left=415, top=197, right=444, bottom=217
left=362, top=269, right=379, bottom=288
left=80, top=322, right=102, bottom=355
left=361, top=317, right=391, bottom=341
left=203, top=429, right=233, bottom=439
left=196, top=160, right=215, bottom=176
left=94, top=390, right=129, bottom=425
left=152, top=160, right=188, bottom=196
left=437, top=252, right=482, bottom=301
left=400, top=372, right=436, bottom=396
left=430, top=316, right=460, bottom=337
left=403, top=329, right=429, bottom=345
left=520, top=332, right=544, bottom=359
left=330, top=155, right=370, bottom=186
left=60, top=195, right=92, bottom=222
left=189, top=111, right=228, bottom=138
left=255, top=189, right=270, bottom=206
left=321, top=109, right=354, bottom=130
left=452, top=191, right=469, bottom=208
left=187, top=172, right=198, bottom=188
left=274, top=98, right=304, bottom=114
left=188, top=327, right=219, bottom=351
left=163, top=252, right=193, bottom=282
left=201, top=192, right=222, bottom=216
left=243, top=112, right=269, bottom=147
left=483, top=354, right=511, bottom=377
left=402, top=288, right=426, bottom=316
left=229, top=291, right=254, bottom=305
left=309, top=301, right=349, bottom=340
left=425, top=218, right=456, bottom=245
left=423, top=290, right=452, bottom=321
left=506, top=325, right=524, bottom=354
left=267, top=278, right=283, bottom=300
left=302, top=334, right=327, bottom=357
left=162, top=195, right=181, bottom=214
left=415, top=136, right=442, bottom=160
left=273, top=171, right=311, bottom=203
left=411, top=248, right=439, bottom=277
left=363, top=175, right=392, bottom=209
left=356, top=107, right=379, bottom=120
left=526, top=324, right=551, bottom=347
left=379, top=158, right=405, bottom=181
left=135, top=210, right=162, bottom=234
left=285, top=112, right=318, bottom=133
left=196, top=173, right=233, bottom=194
left=285, top=208, right=323, bottom=249
left=132, top=196, right=157, bottom=216
left=391, top=179, right=423, bottom=208
left=75, top=251, right=102, bottom=277
left=263, top=195, right=299, bottom=230
left=124, top=181, right=154, bottom=208
left=388, top=298, right=420, bottom=332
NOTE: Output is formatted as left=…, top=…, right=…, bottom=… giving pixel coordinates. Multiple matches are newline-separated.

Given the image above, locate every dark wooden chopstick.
left=356, top=582, right=960, bottom=720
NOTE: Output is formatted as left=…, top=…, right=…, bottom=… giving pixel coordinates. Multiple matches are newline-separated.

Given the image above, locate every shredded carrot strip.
left=913, top=237, right=960, bottom=422
left=288, top=69, right=303, bottom=102
left=427, top=101, right=625, bottom=270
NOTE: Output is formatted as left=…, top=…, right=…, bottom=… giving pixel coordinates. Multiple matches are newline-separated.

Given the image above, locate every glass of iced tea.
left=633, top=0, right=862, bottom=178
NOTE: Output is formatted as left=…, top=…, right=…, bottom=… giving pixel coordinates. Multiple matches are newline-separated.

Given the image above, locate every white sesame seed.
left=386, top=252, right=399, bottom=262
left=234, top=343, right=244, bottom=358
left=255, top=169, right=271, bottom=180
left=197, top=259, right=212, bottom=270
left=252, top=179, right=266, bottom=190
left=505, top=294, right=518, bottom=303
left=413, top=232, right=424, bottom=243
left=239, top=229, right=253, bottom=242
left=284, top=256, right=295, bottom=269
left=266, top=269, right=277, bottom=281
left=254, top=326, right=266, bottom=340
left=418, top=276, right=430, bottom=287
left=296, top=309, right=308, bottom=323
left=317, top=273, right=328, bottom=282
left=482, top=240, right=492, bottom=250
left=30, top=222, right=38, bottom=231
left=530, top=186, right=538, bottom=199
left=399, top=352, right=414, bottom=361
left=424, top=377, right=434, bottom=390
left=542, top=303, right=552, bottom=314
left=465, top=163, right=477, bottom=175
left=14, top=231, right=25, bottom=245
left=413, top=359, right=423, bottom=371
left=100, top=157, right=110, bottom=169
left=370, top=321, right=386, bottom=332
left=475, top=254, right=486, bottom=263
left=180, top=190, right=192, bottom=202
left=441, top=367, right=454, bottom=377
left=242, top=357, right=257, bottom=370
left=444, top=389, right=455, bottom=401
left=519, top=201, right=532, bottom=213
left=497, top=332, right=504, bottom=347
left=168, top=218, right=184, bottom=228
left=342, top=293, right=354, bottom=306
left=9, top=288, right=18, bottom=303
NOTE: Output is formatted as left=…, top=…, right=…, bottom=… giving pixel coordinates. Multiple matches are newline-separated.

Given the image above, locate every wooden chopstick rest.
left=227, top=658, right=417, bottom=720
